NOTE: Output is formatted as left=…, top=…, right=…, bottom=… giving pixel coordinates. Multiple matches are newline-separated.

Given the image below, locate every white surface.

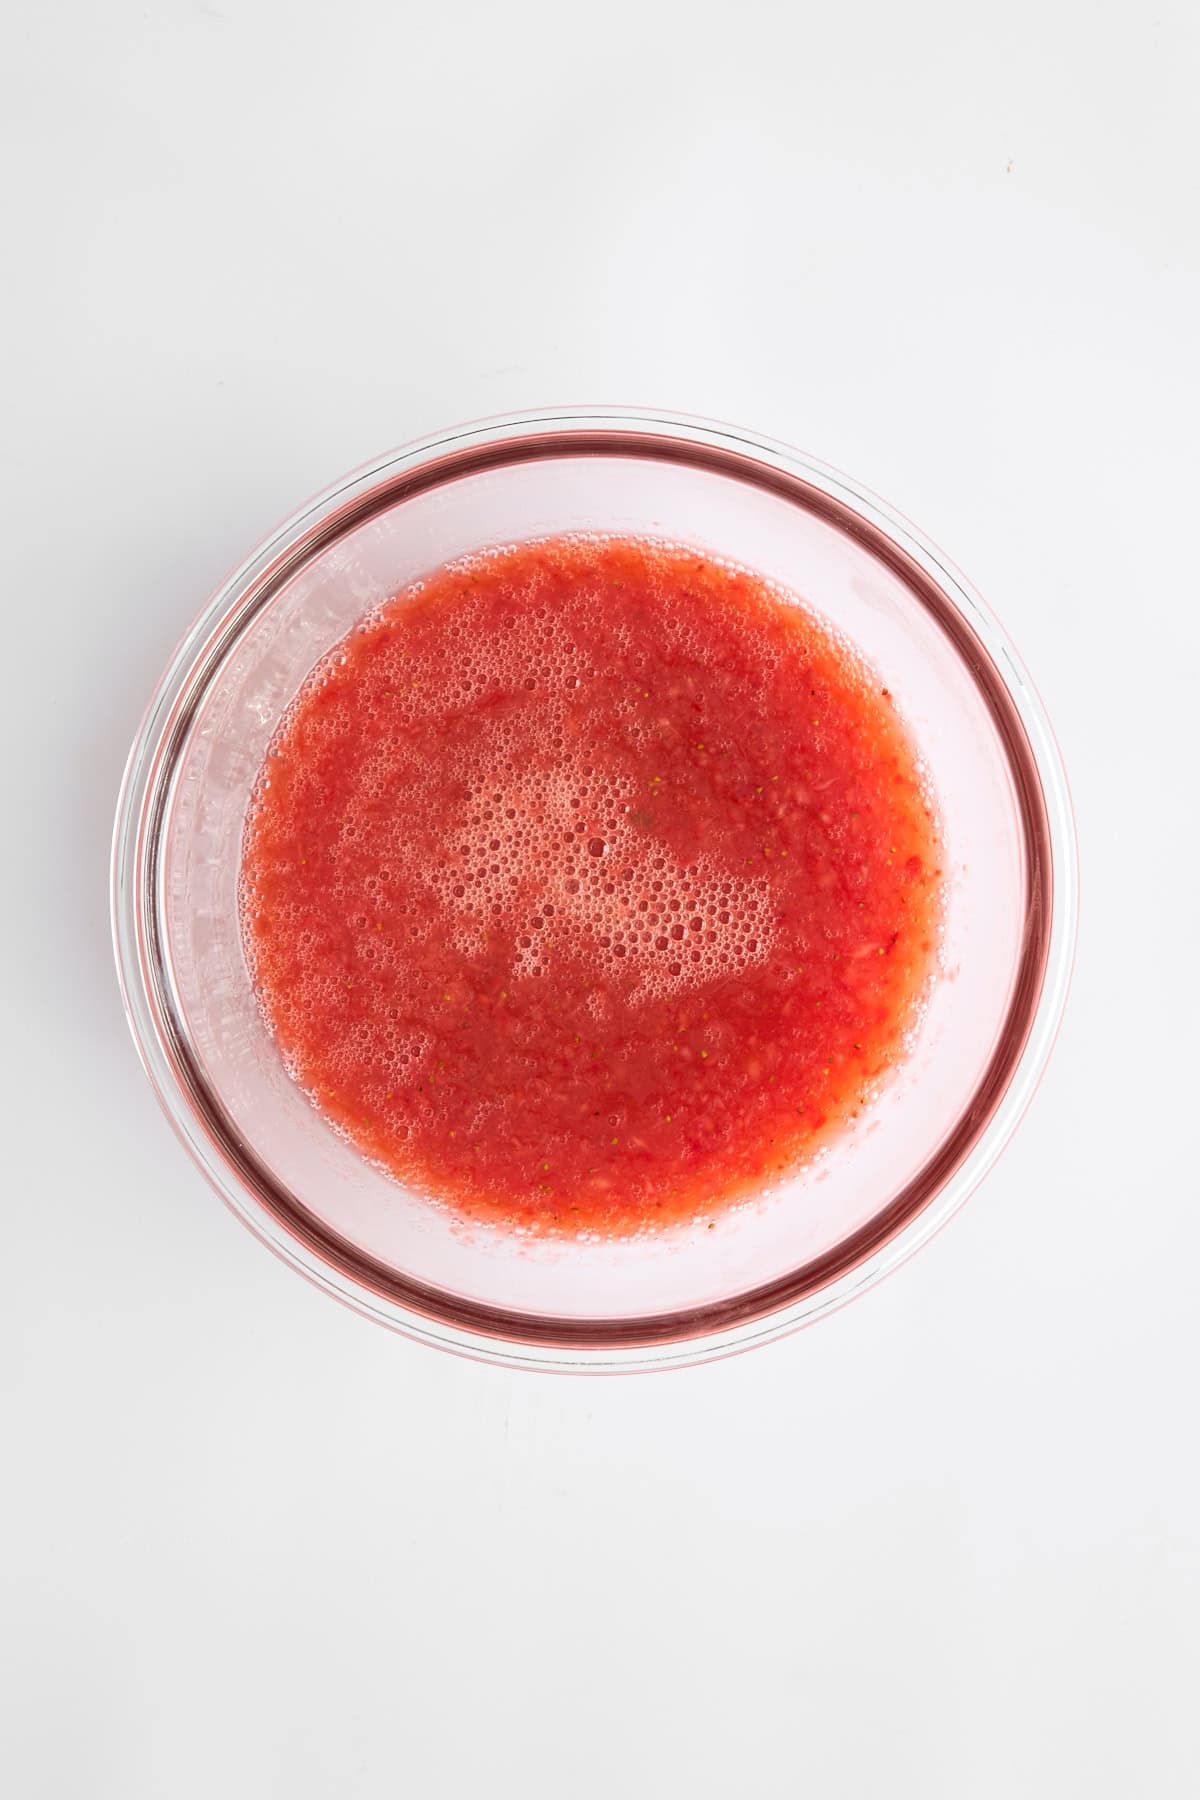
left=3, top=1, right=1197, bottom=1792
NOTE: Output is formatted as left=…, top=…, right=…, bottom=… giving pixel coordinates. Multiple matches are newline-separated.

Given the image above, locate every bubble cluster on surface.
left=424, top=762, right=776, bottom=996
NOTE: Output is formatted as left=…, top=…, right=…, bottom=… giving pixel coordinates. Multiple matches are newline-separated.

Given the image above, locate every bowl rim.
left=111, top=407, right=1078, bottom=1372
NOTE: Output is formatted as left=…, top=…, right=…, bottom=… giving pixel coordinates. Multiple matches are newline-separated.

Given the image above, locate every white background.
left=4, top=2, right=1198, bottom=1794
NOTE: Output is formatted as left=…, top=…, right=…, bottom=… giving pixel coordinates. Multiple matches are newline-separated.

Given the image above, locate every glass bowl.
left=111, top=409, right=1076, bottom=1371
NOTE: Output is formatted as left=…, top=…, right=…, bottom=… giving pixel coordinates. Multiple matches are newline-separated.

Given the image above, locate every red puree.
left=241, top=536, right=941, bottom=1237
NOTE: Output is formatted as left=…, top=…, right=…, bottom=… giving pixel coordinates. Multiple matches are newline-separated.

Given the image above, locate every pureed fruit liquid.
left=240, top=535, right=942, bottom=1236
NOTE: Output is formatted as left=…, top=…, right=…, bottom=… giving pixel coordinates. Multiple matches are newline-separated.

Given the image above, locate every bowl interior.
left=152, top=440, right=1041, bottom=1340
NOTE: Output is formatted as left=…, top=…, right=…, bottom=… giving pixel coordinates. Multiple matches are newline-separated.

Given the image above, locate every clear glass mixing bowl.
left=112, top=410, right=1076, bottom=1370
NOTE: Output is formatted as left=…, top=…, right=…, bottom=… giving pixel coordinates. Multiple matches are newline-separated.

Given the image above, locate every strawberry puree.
left=241, top=535, right=941, bottom=1236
